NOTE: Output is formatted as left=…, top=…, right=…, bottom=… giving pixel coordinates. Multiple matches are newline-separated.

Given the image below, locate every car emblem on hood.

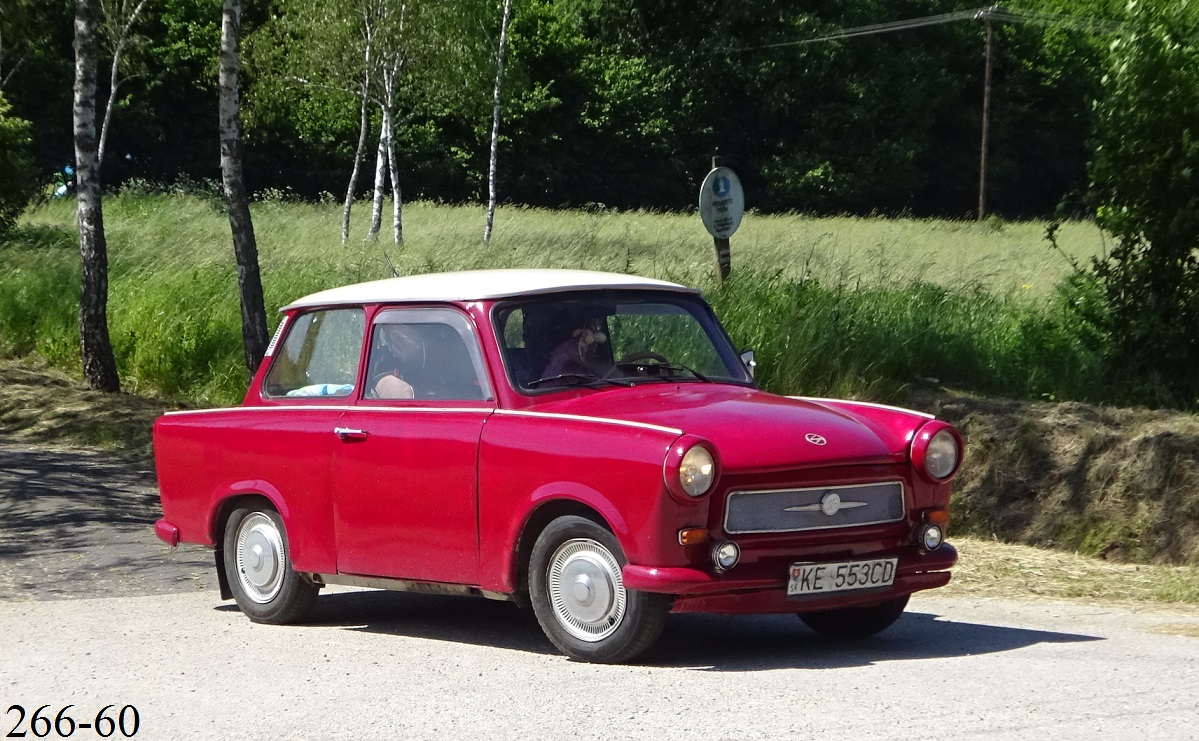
left=805, top=433, right=827, bottom=446
left=785, top=492, right=868, bottom=517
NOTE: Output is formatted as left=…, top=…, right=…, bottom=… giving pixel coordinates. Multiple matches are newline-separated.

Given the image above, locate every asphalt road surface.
left=2, top=443, right=1198, bottom=740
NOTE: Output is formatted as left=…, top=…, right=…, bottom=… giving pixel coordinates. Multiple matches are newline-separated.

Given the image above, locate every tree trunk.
left=483, top=0, right=513, bottom=245
left=219, top=0, right=268, bottom=375
left=378, top=57, right=401, bottom=245
left=383, top=105, right=401, bottom=245
left=367, top=120, right=386, bottom=241
left=342, top=44, right=373, bottom=245
left=97, top=0, right=148, bottom=171
left=72, top=0, right=120, bottom=393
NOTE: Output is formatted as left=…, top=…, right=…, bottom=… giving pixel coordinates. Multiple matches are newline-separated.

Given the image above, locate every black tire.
left=222, top=503, right=319, bottom=624
left=798, top=595, right=910, bottom=639
left=529, top=515, right=670, bottom=663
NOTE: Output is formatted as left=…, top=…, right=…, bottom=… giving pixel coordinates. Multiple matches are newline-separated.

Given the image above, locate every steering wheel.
left=616, top=351, right=671, bottom=366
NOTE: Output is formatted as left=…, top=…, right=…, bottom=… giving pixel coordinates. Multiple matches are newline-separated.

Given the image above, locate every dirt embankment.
left=4, top=358, right=1198, bottom=566
left=906, top=391, right=1199, bottom=566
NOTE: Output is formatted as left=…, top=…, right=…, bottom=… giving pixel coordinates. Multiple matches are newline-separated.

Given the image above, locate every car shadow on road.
left=219, top=588, right=558, bottom=656
left=231, top=589, right=1102, bottom=669
left=642, top=610, right=1103, bottom=671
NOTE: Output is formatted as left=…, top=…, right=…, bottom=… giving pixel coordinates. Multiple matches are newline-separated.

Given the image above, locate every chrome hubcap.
left=547, top=538, right=626, bottom=642
left=235, top=513, right=285, bottom=603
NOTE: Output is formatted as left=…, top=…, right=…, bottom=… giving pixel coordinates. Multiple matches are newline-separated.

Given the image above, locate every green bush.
left=1083, top=1, right=1199, bottom=408
left=0, top=92, right=39, bottom=235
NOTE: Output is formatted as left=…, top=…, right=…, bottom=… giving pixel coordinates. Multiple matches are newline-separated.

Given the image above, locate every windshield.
left=494, top=291, right=752, bottom=392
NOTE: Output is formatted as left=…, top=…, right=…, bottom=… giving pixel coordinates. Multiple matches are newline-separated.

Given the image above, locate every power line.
left=738, top=9, right=981, bottom=51
left=735, top=5, right=1127, bottom=53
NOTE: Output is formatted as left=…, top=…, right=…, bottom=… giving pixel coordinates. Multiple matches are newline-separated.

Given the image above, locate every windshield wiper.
left=526, top=372, right=633, bottom=389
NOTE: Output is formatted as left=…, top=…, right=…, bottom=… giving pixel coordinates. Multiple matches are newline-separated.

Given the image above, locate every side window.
left=365, top=308, right=492, bottom=402
left=263, top=308, right=365, bottom=398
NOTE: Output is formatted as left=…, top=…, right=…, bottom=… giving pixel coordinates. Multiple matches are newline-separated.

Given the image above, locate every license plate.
left=787, top=557, right=897, bottom=597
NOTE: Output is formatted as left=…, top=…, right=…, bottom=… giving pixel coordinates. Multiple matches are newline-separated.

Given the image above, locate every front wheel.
left=798, top=595, right=910, bottom=639
left=222, top=503, right=319, bottom=624
left=529, top=515, right=669, bottom=663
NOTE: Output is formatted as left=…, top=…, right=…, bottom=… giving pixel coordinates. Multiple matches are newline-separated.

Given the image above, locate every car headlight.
left=925, top=429, right=959, bottom=480
left=679, top=445, right=716, bottom=497
left=910, top=423, right=963, bottom=483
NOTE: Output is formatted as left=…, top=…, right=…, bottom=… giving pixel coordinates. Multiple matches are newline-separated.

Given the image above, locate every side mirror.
left=740, top=349, right=757, bottom=379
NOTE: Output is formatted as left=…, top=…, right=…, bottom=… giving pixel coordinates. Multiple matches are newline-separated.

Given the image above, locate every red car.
left=153, top=269, right=961, bottom=663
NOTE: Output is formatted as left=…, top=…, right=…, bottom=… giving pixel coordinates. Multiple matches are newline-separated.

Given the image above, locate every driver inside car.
left=524, top=307, right=614, bottom=382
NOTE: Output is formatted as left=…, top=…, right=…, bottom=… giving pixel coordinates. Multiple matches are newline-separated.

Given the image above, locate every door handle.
left=333, top=427, right=369, bottom=442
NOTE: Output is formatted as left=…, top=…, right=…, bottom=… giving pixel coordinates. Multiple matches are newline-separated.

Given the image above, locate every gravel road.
left=0, top=443, right=213, bottom=601
left=2, top=443, right=1198, bottom=740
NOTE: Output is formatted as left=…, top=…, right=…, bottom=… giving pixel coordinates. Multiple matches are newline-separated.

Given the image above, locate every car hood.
left=535, top=384, right=919, bottom=471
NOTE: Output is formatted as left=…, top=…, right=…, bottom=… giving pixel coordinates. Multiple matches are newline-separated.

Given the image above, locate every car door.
left=248, top=306, right=366, bottom=573
left=331, top=306, right=495, bottom=585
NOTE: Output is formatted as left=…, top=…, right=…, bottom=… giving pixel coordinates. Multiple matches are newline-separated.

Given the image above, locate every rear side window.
left=263, top=308, right=365, bottom=398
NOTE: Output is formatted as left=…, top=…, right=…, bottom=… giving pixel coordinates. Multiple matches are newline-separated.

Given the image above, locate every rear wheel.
left=798, top=595, right=910, bottom=639
left=529, top=515, right=669, bottom=663
left=222, top=503, right=318, bottom=624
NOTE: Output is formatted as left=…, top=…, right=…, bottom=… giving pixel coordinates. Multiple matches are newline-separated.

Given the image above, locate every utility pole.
left=977, top=5, right=1003, bottom=221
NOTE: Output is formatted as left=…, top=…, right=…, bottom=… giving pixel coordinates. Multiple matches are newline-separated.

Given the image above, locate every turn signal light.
left=923, top=508, right=950, bottom=526
left=678, top=528, right=709, bottom=546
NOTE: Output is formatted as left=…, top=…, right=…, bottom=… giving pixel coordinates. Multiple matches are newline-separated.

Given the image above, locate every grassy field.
left=20, top=194, right=1107, bottom=295
left=5, top=194, right=1112, bottom=406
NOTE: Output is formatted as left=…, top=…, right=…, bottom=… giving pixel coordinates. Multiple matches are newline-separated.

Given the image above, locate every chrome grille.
left=723, top=481, right=905, bottom=535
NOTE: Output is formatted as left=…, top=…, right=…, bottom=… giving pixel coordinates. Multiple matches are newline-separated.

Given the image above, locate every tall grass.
left=4, top=193, right=1115, bottom=406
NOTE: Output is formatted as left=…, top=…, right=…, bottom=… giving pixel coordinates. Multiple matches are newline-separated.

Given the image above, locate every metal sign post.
left=698, top=156, right=744, bottom=282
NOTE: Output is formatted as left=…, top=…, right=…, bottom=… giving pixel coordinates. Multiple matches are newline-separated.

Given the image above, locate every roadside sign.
left=699, top=167, right=744, bottom=240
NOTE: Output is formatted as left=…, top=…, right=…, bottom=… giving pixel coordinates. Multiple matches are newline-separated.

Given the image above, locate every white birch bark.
left=342, top=61, right=372, bottom=244
left=97, top=0, right=149, bottom=171
left=385, top=104, right=401, bottom=245
left=341, top=4, right=381, bottom=245
left=381, top=57, right=402, bottom=246
left=483, top=0, right=513, bottom=245
left=367, top=121, right=387, bottom=241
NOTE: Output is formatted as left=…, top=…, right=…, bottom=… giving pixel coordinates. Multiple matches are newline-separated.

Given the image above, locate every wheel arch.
left=210, top=491, right=284, bottom=602
left=511, top=499, right=613, bottom=607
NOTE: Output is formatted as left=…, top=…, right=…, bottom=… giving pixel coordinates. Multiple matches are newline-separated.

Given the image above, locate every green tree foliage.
left=1082, top=0, right=1199, bottom=406
left=0, top=91, right=38, bottom=234
left=0, top=0, right=1158, bottom=218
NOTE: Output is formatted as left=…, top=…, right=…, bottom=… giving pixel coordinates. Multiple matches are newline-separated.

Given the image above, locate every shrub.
left=1083, top=1, right=1199, bottom=408
left=0, top=92, right=39, bottom=236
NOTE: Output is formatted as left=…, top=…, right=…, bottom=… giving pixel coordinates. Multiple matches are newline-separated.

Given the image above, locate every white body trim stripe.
left=493, top=409, right=682, bottom=435
left=790, top=396, right=934, bottom=420
left=163, top=405, right=495, bottom=416
left=164, top=405, right=679, bottom=435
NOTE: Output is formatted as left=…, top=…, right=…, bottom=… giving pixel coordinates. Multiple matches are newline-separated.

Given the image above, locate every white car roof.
left=281, top=269, right=698, bottom=311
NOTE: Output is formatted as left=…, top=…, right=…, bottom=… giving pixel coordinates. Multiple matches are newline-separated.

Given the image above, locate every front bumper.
left=622, top=543, right=957, bottom=614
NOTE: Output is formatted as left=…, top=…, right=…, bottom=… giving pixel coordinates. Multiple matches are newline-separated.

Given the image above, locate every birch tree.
left=368, top=46, right=402, bottom=244
left=97, top=0, right=150, bottom=169
left=256, top=0, right=490, bottom=247
left=342, top=10, right=376, bottom=244
left=72, top=0, right=120, bottom=392
left=483, top=0, right=513, bottom=245
left=219, top=0, right=269, bottom=374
